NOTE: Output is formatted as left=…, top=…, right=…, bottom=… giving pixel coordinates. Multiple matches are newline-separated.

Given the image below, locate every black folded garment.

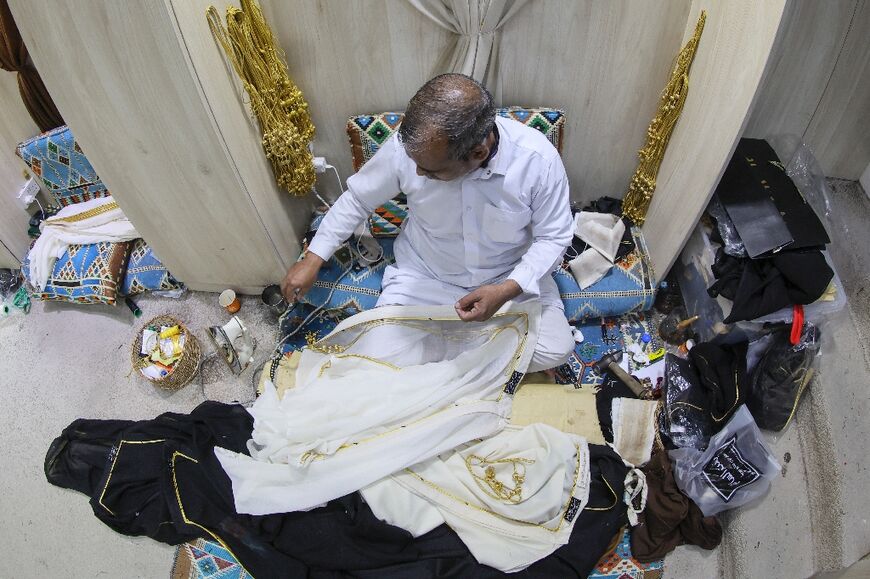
left=707, top=247, right=833, bottom=323
left=46, top=401, right=631, bottom=579
left=659, top=341, right=749, bottom=450
left=748, top=325, right=821, bottom=431
left=716, top=138, right=830, bottom=258
left=689, top=341, right=749, bottom=427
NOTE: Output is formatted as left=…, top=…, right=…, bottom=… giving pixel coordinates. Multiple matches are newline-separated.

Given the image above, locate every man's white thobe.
left=308, top=116, right=575, bottom=371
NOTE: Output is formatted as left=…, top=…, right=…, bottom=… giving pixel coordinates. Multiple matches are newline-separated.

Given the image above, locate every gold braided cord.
left=207, top=0, right=315, bottom=196
left=622, top=11, right=706, bottom=225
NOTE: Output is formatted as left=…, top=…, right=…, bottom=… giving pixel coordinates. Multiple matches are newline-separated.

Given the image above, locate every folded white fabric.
left=215, top=303, right=540, bottom=515
left=568, top=212, right=626, bottom=289
left=574, top=212, right=625, bottom=263
left=568, top=248, right=613, bottom=289
left=28, top=196, right=139, bottom=290
left=611, top=398, right=659, bottom=467
left=361, top=424, right=591, bottom=573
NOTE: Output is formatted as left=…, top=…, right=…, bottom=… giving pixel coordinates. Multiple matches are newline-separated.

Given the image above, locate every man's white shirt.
left=308, top=116, right=573, bottom=298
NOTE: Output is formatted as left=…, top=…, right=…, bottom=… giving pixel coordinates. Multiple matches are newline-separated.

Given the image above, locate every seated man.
left=281, top=73, right=574, bottom=372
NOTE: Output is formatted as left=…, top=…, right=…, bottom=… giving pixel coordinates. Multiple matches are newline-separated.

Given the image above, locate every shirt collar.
left=473, top=119, right=508, bottom=180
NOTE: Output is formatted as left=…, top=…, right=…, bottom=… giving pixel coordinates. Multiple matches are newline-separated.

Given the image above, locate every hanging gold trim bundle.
left=207, top=0, right=316, bottom=196
left=622, top=11, right=706, bottom=225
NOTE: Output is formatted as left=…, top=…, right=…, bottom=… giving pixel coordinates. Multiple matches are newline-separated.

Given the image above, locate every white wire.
left=34, top=196, right=45, bottom=216
left=327, top=164, right=345, bottom=193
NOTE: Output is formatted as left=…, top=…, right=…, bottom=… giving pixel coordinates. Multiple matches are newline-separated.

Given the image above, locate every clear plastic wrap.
left=706, top=196, right=746, bottom=257
left=658, top=354, right=713, bottom=451
left=766, top=135, right=838, bottom=235
left=669, top=405, right=780, bottom=517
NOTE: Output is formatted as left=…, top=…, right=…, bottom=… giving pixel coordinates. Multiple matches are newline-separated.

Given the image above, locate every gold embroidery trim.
left=466, top=454, right=536, bottom=504
left=170, top=451, right=252, bottom=576
left=97, top=439, right=166, bottom=515
left=50, top=201, right=119, bottom=224
left=402, top=443, right=584, bottom=533
left=295, top=310, right=531, bottom=460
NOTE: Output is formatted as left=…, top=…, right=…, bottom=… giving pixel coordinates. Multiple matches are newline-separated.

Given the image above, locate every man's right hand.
left=280, top=252, right=325, bottom=304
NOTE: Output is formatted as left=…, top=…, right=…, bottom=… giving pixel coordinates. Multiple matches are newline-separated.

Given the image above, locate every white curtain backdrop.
left=408, top=0, right=527, bottom=93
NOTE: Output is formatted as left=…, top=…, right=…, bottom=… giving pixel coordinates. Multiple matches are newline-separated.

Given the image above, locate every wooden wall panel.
left=167, top=0, right=311, bottom=267
left=498, top=0, right=692, bottom=204
left=744, top=0, right=857, bottom=143
left=261, top=0, right=455, bottom=201
left=804, top=0, right=870, bottom=179
left=642, top=0, right=788, bottom=278
left=8, top=0, right=295, bottom=293
left=0, top=71, right=40, bottom=265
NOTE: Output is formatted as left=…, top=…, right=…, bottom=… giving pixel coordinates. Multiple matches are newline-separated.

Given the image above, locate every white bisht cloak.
left=215, top=302, right=540, bottom=515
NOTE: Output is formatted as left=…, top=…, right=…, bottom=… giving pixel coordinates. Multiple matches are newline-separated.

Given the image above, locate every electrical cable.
left=328, top=165, right=345, bottom=193
left=248, top=244, right=358, bottom=399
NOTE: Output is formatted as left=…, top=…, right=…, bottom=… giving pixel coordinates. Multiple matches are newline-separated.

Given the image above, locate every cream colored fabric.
left=362, top=424, right=590, bottom=572
left=407, top=0, right=527, bottom=90
left=27, top=196, right=139, bottom=290
left=257, top=350, right=302, bottom=398
left=215, top=302, right=539, bottom=515
left=612, top=398, right=659, bottom=467
left=511, top=382, right=605, bottom=445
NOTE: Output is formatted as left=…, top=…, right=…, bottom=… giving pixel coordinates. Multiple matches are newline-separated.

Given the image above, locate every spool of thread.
left=125, top=297, right=142, bottom=318
left=219, top=289, right=241, bottom=314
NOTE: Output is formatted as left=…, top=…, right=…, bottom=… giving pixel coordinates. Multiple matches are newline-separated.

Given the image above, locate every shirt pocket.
left=482, top=204, right=531, bottom=244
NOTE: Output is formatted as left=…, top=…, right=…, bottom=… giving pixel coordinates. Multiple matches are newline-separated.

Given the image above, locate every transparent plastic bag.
left=658, top=354, right=713, bottom=451
left=669, top=405, right=780, bottom=517
left=766, top=135, right=838, bottom=235
left=706, top=196, right=746, bottom=257
left=746, top=322, right=821, bottom=431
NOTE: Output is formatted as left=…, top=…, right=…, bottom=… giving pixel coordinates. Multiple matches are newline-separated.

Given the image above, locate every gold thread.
left=622, top=11, right=706, bottom=225
left=584, top=473, right=619, bottom=511
left=207, top=1, right=315, bottom=196
left=50, top=201, right=119, bottom=224
left=466, top=454, right=535, bottom=504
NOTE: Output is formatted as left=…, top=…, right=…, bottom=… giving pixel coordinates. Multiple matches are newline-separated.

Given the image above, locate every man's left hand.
left=455, top=280, right=523, bottom=322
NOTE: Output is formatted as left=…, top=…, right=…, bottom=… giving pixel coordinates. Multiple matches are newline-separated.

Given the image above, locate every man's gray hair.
left=399, top=73, right=496, bottom=161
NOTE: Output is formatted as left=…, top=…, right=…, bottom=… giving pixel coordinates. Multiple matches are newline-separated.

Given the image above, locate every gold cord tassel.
left=207, top=0, right=316, bottom=196
left=622, top=11, right=706, bottom=225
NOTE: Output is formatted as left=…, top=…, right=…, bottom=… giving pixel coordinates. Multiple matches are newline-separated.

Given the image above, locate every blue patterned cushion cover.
left=121, top=238, right=183, bottom=295
left=300, top=238, right=396, bottom=316
left=16, top=125, right=111, bottom=207
left=22, top=241, right=131, bottom=305
left=554, top=226, right=657, bottom=323
left=299, top=227, right=654, bottom=323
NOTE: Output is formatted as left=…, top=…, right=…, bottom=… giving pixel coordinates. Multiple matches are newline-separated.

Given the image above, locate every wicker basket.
left=131, top=315, right=201, bottom=390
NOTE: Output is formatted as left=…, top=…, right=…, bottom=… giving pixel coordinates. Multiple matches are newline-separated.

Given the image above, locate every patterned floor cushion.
left=23, top=241, right=130, bottom=305
left=121, top=238, right=183, bottom=295
left=346, top=107, right=566, bottom=236
left=555, top=227, right=656, bottom=323
left=300, top=238, right=396, bottom=316
left=16, top=125, right=112, bottom=207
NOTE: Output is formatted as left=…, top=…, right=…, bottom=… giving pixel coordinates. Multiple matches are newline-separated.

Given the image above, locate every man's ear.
left=468, top=143, right=489, bottom=163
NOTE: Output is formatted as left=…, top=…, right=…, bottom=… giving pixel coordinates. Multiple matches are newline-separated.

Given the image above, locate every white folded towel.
left=568, top=212, right=626, bottom=289
left=28, top=196, right=139, bottom=290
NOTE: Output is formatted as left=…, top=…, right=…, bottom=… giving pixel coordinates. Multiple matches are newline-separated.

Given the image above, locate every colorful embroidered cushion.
left=346, top=108, right=566, bottom=236
left=22, top=241, right=130, bottom=305
left=171, top=538, right=251, bottom=579
left=554, top=227, right=657, bottom=323
left=300, top=238, right=396, bottom=316
left=369, top=193, right=408, bottom=237
left=121, top=238, right=183, bottom=295
left=16, top=125, right=112, bottom=207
